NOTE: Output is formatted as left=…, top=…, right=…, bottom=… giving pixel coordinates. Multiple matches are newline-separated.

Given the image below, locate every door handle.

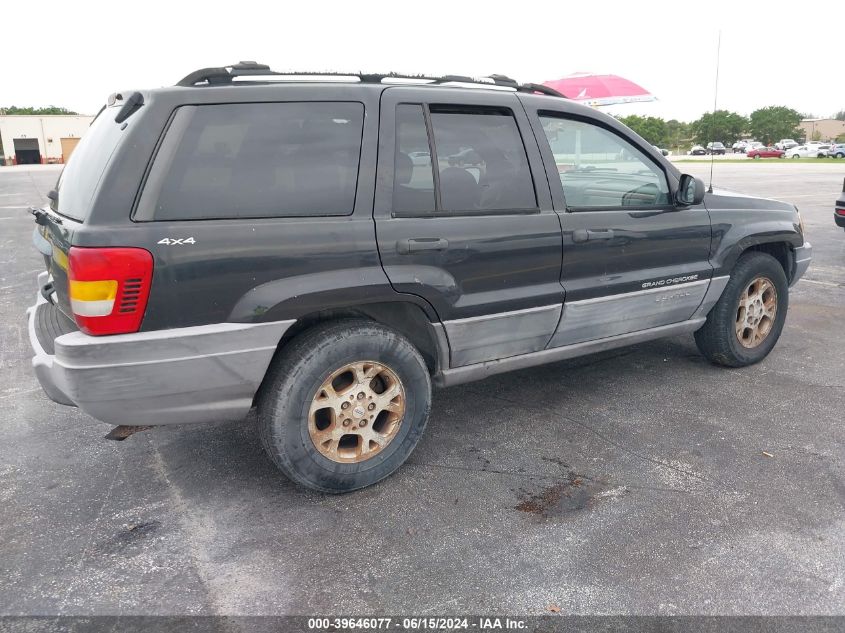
left=396, top=238, right=449, bottom=254
left=572, top=229, right=615, bottom=243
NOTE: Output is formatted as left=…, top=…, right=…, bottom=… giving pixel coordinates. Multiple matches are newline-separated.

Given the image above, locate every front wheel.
left=753, top=154, right=761, bottom=160
left=694, top=252, right=789, bottom=367
left=258, top=319, right=432, bottom=493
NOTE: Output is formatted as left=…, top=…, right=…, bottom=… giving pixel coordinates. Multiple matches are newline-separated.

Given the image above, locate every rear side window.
left=52, top=111, right=125, bottom=221
left=136, top=102, right=364, bottom=221
left=393, top=104, right=436, bottom=214
left=429, top=107, right=536, bottom=212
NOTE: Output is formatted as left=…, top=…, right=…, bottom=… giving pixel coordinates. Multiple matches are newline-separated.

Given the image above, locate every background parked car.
left=745, top=142, right=765, bottom=153
left=786, top=145, right=820, bottom=159
left=775, top=139, right=798, bottom=150
left=409, top=150, right=431, bottom=165
left=747, top=146, right=785, bottom=159
left=447, top=147, right=483, bottom=167
left=706, top=142, right=726, bottom=155
left=828, top=143, right=845, bottom=159
left=732, top=140, right=749, bottom=153
left=688, top=145, right=707, bottom=156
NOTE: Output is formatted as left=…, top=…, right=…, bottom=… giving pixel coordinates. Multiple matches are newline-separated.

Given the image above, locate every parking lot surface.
left=1, top=163, right=843, bottom=615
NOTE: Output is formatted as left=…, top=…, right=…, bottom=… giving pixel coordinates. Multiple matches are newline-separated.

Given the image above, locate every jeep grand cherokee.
left=27, top=63, right=812, bottom=492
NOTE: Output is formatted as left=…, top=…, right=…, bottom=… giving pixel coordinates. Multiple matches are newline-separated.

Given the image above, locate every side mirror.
left=677, top=174, right=705, bottom=206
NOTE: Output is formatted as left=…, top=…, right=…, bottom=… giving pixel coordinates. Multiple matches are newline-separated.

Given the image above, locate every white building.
left=0, top=115, right=94, bottom=165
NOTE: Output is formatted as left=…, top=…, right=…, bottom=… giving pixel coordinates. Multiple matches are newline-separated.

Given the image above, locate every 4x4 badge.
left=157, top=237, right=196, bottom=245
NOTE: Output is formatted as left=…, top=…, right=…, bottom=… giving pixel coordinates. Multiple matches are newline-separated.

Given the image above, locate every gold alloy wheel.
left=735, top=276, right=778, bottom=349
left=308, top=361, right=406, bottom=463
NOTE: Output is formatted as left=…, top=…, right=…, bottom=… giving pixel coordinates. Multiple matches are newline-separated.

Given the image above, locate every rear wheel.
left=837, top=152, right=845, bottom=159
left=258, top=319, right=431, bottom=493
left=694, top=252, right=788, bottom=367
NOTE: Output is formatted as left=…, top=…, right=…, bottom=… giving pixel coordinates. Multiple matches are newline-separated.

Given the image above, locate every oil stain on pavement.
left=515, top=473, right=627, bottom=518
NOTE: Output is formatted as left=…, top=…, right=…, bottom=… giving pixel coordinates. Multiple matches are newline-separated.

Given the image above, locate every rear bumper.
left=791, top=242, right=812, bottom=287
left=835, top=212, right=845, bottom=229
left=28, top=273, right=294, bottom=425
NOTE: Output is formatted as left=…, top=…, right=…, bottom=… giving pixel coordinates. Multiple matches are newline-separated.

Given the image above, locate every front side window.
left=429, top=107, right=536, bottom=212
left=137, top=102, right=364, bottom=221
left=539, top=115, right=670, bottom=209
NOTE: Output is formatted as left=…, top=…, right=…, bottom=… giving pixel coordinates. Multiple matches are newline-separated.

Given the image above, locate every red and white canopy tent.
left=542, top=72, right=656, bottom=107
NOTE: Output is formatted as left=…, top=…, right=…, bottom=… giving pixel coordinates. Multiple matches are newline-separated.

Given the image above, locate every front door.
left=374, top=87, right=564, bottom=367
left=525, top=107, right=713, bottom=347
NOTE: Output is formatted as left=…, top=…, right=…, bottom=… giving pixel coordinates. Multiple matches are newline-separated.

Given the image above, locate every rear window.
left=52, top=111, right=125, bottom=221
left=135, top=102, right=364, bottom=221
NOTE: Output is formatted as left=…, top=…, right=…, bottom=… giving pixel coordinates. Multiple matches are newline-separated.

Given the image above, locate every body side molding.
left=442, top=304, right=562, bottom=367
left=550, top=280, right=709, bottom=347
left=434, top=318, right=706, bottom=388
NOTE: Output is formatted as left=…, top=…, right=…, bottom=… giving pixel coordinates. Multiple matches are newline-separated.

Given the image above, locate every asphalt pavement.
left=0, top=163, right=843, bottom=616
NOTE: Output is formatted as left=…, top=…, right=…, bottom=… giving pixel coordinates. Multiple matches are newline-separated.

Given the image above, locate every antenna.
left=707, top=30, right=722, bottom=194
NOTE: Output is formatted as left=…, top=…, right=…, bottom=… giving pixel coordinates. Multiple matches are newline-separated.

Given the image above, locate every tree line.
left=0, top=106, right=79, bottom=115
left=616, top=106, right=843, bottom=149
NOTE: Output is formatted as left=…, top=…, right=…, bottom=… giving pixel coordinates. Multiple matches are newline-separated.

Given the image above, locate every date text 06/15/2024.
left=307, top=617, right=528, bottom=630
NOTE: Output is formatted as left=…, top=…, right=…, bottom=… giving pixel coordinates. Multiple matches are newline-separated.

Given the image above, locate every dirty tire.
left=694, top=252, right=788, bottom=367
left=258, top=319, right=431, bottom=493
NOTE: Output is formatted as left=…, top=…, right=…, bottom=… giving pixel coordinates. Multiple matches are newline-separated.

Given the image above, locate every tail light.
left=68, top=247, right=153, bottom=335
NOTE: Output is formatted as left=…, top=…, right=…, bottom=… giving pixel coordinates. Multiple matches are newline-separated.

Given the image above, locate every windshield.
left=51, top=108, right=126, bottom=221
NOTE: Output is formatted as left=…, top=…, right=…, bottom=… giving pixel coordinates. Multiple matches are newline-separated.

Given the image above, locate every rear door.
left=523, top=101, right=713, bottom=347
left=374, top=87, right=563, bottom=367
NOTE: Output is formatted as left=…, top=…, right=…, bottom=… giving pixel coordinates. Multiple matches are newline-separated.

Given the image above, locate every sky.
left=3, top=0, right=843, bottom=122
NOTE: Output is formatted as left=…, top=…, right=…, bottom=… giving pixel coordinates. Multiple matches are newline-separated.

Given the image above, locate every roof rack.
left=175, top=62, right=566, bottom=97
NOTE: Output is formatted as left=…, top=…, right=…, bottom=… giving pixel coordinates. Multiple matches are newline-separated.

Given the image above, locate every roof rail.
left=175, top=62, right=566, bottom=97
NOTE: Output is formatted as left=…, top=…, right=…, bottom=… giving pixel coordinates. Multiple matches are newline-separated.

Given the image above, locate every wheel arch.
left=259, top=301, right=449, bottom=396
left=710, top=216, right=803, bottom=284
left=741, top=241, right=793, bottom=281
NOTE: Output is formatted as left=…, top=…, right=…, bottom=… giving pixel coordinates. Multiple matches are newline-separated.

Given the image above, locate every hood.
left=705, top=187, right=795, bottom=213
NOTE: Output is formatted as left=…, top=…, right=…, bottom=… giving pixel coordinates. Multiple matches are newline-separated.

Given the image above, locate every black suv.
left=28, top=63, right=812, bottom=492
left=706, top=142, right=727, bottom=155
